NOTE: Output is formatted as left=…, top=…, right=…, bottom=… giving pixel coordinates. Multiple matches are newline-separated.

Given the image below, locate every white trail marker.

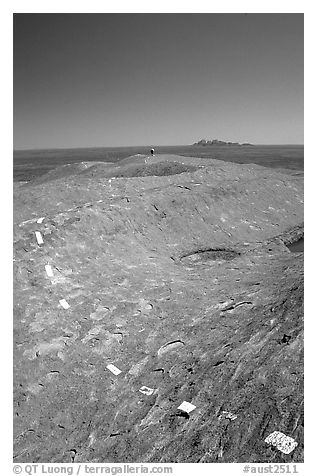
left=139, top=386, right=155, bottom=396
left=177, top=401, right=196, bottom=414
left=45, top=265, right=54, bottom=277
left=35, top=231, right=44, bottom=245
left=265, top=431, right=298, bottom=454
left=106, top=364, right=122, bottom=376
left=59, top=299, right=70, bottom=310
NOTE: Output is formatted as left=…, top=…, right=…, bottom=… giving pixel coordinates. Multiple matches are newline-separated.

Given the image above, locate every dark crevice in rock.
left=213, top=360, right=226, bottom=367
left=221, top=301, right=253, bottom=312
left=157, top=340, right=185, bottom=356
left=181, top=248, right=241, bottom=264
left=176, top=185, right=191, bottom=190
left=175, top=411, right=190, bottom=419
left=278, top=334, right=292, bottom=345
left=69, top=449, right=77, bottom=462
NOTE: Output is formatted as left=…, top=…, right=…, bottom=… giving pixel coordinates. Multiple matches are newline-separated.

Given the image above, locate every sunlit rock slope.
left=13, top=154, right=304, bottom=463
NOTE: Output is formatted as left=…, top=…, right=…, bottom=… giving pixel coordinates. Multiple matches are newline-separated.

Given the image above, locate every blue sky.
left=13, top=13, right=303, bottom=149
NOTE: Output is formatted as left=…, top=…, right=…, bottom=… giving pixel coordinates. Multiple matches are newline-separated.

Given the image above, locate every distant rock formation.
left=193, top=139, right=253, bottom=146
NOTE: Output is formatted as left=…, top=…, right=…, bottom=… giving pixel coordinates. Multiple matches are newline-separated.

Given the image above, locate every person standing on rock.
left=145, top=148, right=154, bottom=164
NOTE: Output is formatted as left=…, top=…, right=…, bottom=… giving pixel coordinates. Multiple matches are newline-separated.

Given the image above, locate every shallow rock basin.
left=287, top=237, right=304, bottom=253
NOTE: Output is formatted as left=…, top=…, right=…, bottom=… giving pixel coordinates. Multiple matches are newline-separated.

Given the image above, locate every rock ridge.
left=13, top=154, right=303, bottom=463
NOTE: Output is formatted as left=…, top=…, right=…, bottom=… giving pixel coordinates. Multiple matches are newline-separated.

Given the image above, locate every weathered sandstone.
left=13, top=155, right=303, bottom=463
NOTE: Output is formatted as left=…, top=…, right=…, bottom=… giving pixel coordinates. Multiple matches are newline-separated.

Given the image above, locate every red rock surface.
left=13, top=155, right=303, bottom=463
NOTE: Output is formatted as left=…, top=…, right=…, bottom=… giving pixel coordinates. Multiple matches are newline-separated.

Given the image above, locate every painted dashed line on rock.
left=35, top=231, right=44, bottom=245
left=59, top=299, right=70, bottom=310
left=177, top=401, right=196, bottom=414
left=30, top=220, right=219, bottom=421
left=45, top=264, right=54, bottom=277
left=106, top=364, right=122, bottom=376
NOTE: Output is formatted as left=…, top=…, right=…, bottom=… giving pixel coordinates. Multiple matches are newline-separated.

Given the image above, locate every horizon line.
left=13, top=143, right=305, bottom=153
